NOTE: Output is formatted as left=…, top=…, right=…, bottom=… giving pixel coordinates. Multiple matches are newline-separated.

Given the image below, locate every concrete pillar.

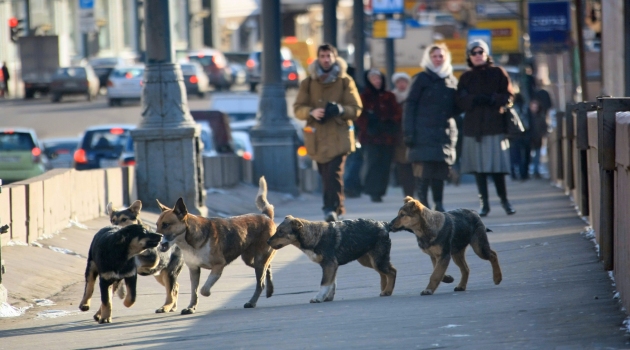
left=323, top=0, right=337, bottom=46
left=250, top=0, right=299, bottom=195
left=131, top=0, right=207, bottom=216
left=352, top=0, right=365, bottom=91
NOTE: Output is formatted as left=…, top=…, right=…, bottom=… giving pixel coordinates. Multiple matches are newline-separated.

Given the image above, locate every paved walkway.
left=0, top=178, right=629, bottom=349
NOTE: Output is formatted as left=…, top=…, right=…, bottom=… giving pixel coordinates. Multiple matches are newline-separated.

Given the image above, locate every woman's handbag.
left=503, top=106, right=525, bottom=137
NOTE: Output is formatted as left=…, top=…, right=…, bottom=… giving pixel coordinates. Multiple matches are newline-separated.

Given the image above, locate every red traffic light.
left=8, top=17, right=18, bottom=28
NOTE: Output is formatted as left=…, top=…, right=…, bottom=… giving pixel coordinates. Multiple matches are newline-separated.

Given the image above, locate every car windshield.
left=89, top=58, right=120, bottom=67
left=110, top=68, right=143, bottom=78
left=82, top=129, right=130, bottom=152
left=43, top=141, right=77, bottom=155
left=189, top=56, right=214, bottom=67
left=180, top=64, right=196, bottom=75
left=55, top=67, right=86, bottom=77
left=0, top=132, right=35, bottom=151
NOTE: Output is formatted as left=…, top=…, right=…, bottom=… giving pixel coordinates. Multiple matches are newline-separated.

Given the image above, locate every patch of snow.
left=581, top=216, right=590, bottom=224
left=440, top=324, right=461, bottom=329
left=608, top=271, right=616, bottom=283
left=613, top=292, right=620, bottom=299
left=206, top=188, right=226, bottom=194
left=7, top=240, right=28, bottom=247
left=48, top=246, right=82, bottom=257
left=35, top=309, right=82, bottom=319
left=33, top=299, right=55, bottom=306
left=67, top=219, right=88, bottom=230
left=448, top=334, right=471, bottom=337
left=582, top=227, right=596, bottom=239
left=622, top=318, right=630, bottom=333
left=0, top=302, right=32, bottom=318
left=30, top=242, right=43, bottom=248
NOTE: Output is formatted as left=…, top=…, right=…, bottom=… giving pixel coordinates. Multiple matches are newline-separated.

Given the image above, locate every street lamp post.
left=323, top=0, right=337, bottom=46
left=250, top=0, right=299, bottom=196
left=131, top=0, right=207, bottom=216
left=353, top=0, right=365, bottom=90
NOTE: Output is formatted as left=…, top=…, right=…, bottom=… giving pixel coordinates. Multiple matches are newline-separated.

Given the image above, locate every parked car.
left=41, top=137, right=79, bottom=169
left=187, top=48, right=232, bottom=90
left=73, top=124, right=135, bottom=170
left=50, top=66, right=100, bottom=102
left=181, top=62, right=210, bottom=98
left=107, top=65, right=144, bottom=106
left=246, top=48, right=303, bottom=91
left=0, top=128, right=48, bottom=183
left=89, top=57, right=132, bottom=90
left=209, top=92, right=258, bottom=126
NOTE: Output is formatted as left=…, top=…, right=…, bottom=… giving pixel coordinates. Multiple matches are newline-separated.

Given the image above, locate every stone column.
left=352, top=0, right=365, bottom=90
left=323, top=0, right=337, bottom=46
left=250, top=0, right=299, bottom=196
left=131, top=0, right=207, bottom=216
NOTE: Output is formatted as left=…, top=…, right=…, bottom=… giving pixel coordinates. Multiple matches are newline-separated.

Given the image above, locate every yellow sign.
left=435, top=39, right=467, bottom=65
left=372, top=19, right=405, bottom=39
left=476, top=20, right=521, bottom=53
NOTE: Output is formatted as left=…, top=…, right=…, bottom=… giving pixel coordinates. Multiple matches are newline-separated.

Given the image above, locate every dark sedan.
left=73, top=125, right=135, bottom=170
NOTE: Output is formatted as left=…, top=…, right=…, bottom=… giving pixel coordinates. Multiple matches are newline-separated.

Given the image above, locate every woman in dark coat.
left=355, top=68, right=402, bottom=202
left=456, top=40, right=516, bottom=216
left=403, top=43, right=458, bottom=212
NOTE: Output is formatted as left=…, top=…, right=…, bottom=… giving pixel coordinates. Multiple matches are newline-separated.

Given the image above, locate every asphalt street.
left=1, top=179, right=629, bottom=349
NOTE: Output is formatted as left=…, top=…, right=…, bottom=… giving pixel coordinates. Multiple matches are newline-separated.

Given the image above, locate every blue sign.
left=467, top=29, right=492, bottom=56
left=528, top=1, right=571, bottom=51
left=79, top=0, right=94, bottom=9
left=372, top=0, right=404, bottom=14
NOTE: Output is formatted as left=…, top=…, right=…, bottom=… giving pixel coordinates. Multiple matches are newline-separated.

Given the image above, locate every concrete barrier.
left=8, top=185, right=27, bottom=244
left=105, top=168, right=124, bottom=209
left=0, top=187, right=10, bottom=247
left=587, top=111, right=601, bottom=243
left=614, top=113, right=630, bottom=313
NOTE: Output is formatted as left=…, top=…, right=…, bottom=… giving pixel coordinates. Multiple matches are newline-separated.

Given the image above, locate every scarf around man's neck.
left=317, top=63, right=341, bottom=84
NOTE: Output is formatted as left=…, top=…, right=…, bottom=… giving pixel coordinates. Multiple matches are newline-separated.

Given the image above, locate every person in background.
left=294, top=43, right=363, bottom=222
left=391, top=72, right=415, bottom=198
left=528, top=99, right=549, bottom=179
left=1, top=62, right=9, bottom=97
left=456, top=39, right=516, bottom=216
left=355, top=68, right=401, bottom=203
left=403, top=43, right=459, bottom=212
left=508, top=92, right=531, bottom=181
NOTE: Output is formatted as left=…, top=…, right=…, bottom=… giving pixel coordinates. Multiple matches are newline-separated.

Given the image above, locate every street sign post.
left=467, top=29, right=492, bottom=55
left=79, top=0, right=96, bottom=34
left=528, top=1, right=571, bottom=52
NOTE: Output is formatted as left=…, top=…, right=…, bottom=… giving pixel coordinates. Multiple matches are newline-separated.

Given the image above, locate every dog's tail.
left=255, top=176, right=275, bottom=221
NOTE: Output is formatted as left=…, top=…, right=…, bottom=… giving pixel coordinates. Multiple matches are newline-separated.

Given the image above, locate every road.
left=0, top=87, right=298, bottom=141
left=0, top=179, right=629, bottom=349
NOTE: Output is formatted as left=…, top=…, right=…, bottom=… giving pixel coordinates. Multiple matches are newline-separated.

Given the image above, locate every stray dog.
left=157, top=176, right=276, bottom=314
left=78, top=224, right=162, bottom=323
left=107, top=200, right=185, bottom=313
left=267, top=216, right=397, bottom=303
left=389, top=196, right=502, bottom=295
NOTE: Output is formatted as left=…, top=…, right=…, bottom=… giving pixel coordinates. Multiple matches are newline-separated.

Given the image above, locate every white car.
left=107, top=65, right=145, bottom=106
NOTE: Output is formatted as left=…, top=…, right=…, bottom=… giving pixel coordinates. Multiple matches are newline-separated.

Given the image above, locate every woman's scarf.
left=420, top=47, right=453, bottom=79
left=316, top=63, right=340, bottom=84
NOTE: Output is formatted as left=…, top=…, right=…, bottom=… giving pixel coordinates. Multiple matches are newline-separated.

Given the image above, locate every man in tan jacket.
left=294, top=43, right=362, bottom=222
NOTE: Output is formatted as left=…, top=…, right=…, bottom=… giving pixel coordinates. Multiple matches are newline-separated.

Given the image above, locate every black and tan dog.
left=267, top=216, right=397, bottom=303
left=107, top=200, right=185, bottom=313
left=157, top=177, right=277, bottom=314
left=390, top=196, right=502, bottom=295
left=79, top=224, right=162, bottom=323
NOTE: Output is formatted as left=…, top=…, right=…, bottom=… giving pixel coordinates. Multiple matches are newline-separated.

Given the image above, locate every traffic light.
left=8, top=17, right=24, bottom=43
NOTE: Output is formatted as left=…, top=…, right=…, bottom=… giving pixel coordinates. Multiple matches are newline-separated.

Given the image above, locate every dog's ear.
left=284, top=215, right=294, bottom=220
left=407, top=199, right=424, bottom=212
left=156, top=199, right=170, bottom=212
left=403, top=196, right=414, bottom=204
left=129, top=200, right=142, bottom=216
left=291, top=218, right=303, bottom=231
left=107, top=202, right=115, bottom=217
left=173, top=198, right=188, bottom=220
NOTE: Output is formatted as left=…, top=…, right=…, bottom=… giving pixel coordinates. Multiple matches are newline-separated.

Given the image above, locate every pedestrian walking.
left=528, top=98, right=549, bottom=178
left=355, top=68, right=402, bottom=203
left=403, top=43, right=459, bottom=212
left=456, top=39, right=516, bottom=216
left=391, top=72, right=415, bottom=198
left=294, top=43, right=363, bottom=222
left=1, top=62, right=9, bottom=97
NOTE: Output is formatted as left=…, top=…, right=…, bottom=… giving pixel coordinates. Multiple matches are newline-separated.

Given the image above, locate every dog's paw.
left=442, top=275, right=455, bottom=283
left=420, top=289, right=434, bottom=296
left=99, top=317, right=112, bottom=324
left=324, top=296, right=335, bottom=302
left=380, top=291, right=392, bottom=297
left=454, top=286, right=466, bottom=292
left=93, top=314, right=100, bottom=322
left=181, top=308, right=195, bottom=315
left=244, top=302, right=256, bottom=308
left=493, top=274, right=502, bottom=285
left=79, top=305, right=90, bottom=312
left=199, top=287, right=211, bottom=297
left=310, top=298, right=323, bottom=303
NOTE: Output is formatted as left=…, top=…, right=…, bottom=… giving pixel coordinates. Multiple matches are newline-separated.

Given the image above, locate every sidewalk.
left=1, top=178, right=629, bottom=348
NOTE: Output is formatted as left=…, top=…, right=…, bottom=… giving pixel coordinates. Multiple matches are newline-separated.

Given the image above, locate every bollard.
left=555, top=111, right=565, bottom=184
left=0, top=179, right=6, bottom=285
left=575, top=101, right=597, bottom=217
left=563, top=103, right=575, bottom=193
left=597, top=97, right=630, bottom=271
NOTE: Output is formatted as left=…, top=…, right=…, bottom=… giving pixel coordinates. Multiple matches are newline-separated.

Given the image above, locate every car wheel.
left=197, top=91, right=206, bottom=98
left=51, top=93, right=61, bottom=103
left=87, top=92, right=92, bottom=102
left=249, top=83, right=257, bottom=92
left=108, top=98, right=116, bottom=107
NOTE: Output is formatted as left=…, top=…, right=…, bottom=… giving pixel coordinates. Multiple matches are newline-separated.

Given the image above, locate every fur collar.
left=308, top=57, right=349, bottom=80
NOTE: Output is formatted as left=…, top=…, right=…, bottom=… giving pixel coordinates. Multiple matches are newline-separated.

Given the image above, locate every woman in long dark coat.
left=403, top=43, right=458, bottom=212
left=355, top=69, right=402, bottom=202
left=456, top=39, right=516, bottom=216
